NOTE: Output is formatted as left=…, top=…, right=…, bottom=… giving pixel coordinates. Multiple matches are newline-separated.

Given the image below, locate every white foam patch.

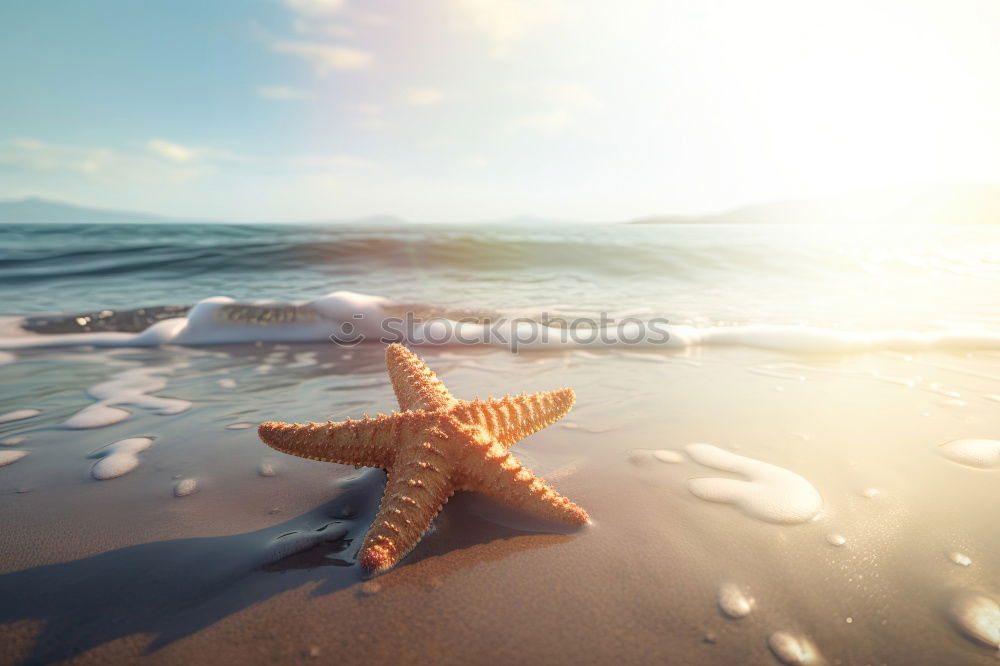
left=685, top=443, right=822, bottom=524
left=173, top=478, right=198, bottom=497
left=767, top=632, right=823, bottom=665
left=826, top=534, right=847, bottom=547
left=652, top=449, right=683, bottom=463
left=939, top=439, right=1000, bottom=469
left=258, top=461, right=276, bottom=477
left=217, top=378, right=237, bottom=389
left=946, top=591, right=1000, bottom=648
left=0, top=409, right=41, bottom=424
left=89, top=437, right=153, bottom=480
left=226, top=422, right=254, bottom=430
left=950, top=552, right=972, bottom=567
left=1, top=436, right=26, bottom=446
left=717, top=582, right=754, bottom=618
left=0, top=450, right=28, bottom=467
left=65, top=366, right=191, bottom=429
left=3, top=290, right=1000, bottom=354
left=0, top=351, right=15, bottom=364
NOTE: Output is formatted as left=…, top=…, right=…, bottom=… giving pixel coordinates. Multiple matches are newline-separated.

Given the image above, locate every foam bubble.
left=0, top=450, right=28, bottom=467
left=173, top=478, right=198, bottom=497
left=826, top=534, right=847, bottom=547
left=767, top=632, right=823, bottom=665
left=258, top=461, right=276, bottom=477
left=65, top=366, right=191, bottom=429
left=226, top=422, right=254, bottom=430
left=652, top=450, right=683, bottom=463
left=1, top=436, right=26, bottom=446
left=950, top=552, right=972, bottom=567
left=717, top=582, right=754, bottom=618
left=0, top=409, right=40, bottom=424
left=217, top=378, right=237, bottom=389
left=90, top=437, right=153, bottom=480
left=861, top=488, right=881, bottom=499
left=946, top=591, right=1000, bottom=648
left=685, top=444, right=822, bottom=523
left=939, top=439, right=1000, bottom=469
left=65, top=404, right=131, bottom=429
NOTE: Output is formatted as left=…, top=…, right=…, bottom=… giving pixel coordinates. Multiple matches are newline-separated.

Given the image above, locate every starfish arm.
left=385, top=343, right=455, bottom=411
left=359, top=448, right=455, bottom=573
left=453, top=388, right=576, bottom=448
left=258, top=413, right=405, bottom=468
left=459, top=447, right=589, bottom=526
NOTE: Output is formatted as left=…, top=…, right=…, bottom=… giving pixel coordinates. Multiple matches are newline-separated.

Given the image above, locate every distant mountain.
left=631, top=183, right=1000, bottom=225
left=0, top=198, right=407, bottom=226
left=0, top=198, right=222, bottom=225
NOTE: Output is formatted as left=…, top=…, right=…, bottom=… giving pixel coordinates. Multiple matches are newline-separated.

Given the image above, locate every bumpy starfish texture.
left=258, top=343, right=588, bottom=573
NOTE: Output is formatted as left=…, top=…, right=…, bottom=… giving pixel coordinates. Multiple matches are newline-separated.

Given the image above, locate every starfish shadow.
left=0, top=471, right=581, bottom=665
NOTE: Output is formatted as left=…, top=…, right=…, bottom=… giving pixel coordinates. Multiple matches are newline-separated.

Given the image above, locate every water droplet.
left=845, top=616, right=853, bottom=624
left=826, top=534, right=847, bottom=547
left=359, top=580, right=381, bottom=597
left=950, top=552, right=972, bottom=567
left=767, top=632, right=823, bottom=665
left=861, top=488, right=880, bottom=499
left=946, top=591, right=1000, bottom=648
left=717, top=582, right=754, bottom=618
left=227, top=422, right=254, bottom=430
left=258, top=461, right=276, bottom=477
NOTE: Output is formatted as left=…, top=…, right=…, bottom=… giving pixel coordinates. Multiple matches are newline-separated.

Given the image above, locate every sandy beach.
left=2, top=342, right=998, bottom=664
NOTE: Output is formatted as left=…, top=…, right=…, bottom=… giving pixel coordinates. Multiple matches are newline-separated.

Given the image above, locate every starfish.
left=258, top=344, right=589, bottom=573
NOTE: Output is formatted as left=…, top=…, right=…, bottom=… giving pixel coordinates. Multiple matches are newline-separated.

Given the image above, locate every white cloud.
left=448, top=0, right=566, bottom=58
left=345, top=102, right=387, bottom=130
left=283, top=0, right=344, bottom=16
left=509, top=109, right=572, bottom=133
left=0, top=138, right=208, bottom=184
left=402, top=87, right=446, bottom=106
left=271, top=40, right=372, bottom=73
left=147, top=139, right=197, bottom=163
left=290, top=154, right=375, bottom=169
left=256, top=85, right=313, bottom=100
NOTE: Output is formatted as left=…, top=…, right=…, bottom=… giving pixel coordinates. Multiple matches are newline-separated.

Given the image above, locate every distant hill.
left=0, top=198, right=407, bottom=226
left=0, top=198, right=221, bottom=225
left=631, top=183, right=1000, bottom=225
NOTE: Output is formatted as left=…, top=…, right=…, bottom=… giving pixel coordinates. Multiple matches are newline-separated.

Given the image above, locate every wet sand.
left=1, top=343, right=999, bottom=664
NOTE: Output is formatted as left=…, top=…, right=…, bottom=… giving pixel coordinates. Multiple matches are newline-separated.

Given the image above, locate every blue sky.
left=2, top=0, right=1000, bottom=222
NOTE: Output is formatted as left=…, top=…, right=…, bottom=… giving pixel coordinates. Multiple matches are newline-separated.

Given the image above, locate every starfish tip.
left=360, top=544, right=395, bottom=573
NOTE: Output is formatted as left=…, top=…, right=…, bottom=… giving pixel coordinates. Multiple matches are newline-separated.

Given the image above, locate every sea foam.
left=4, top=290, right=1000, bottom=354
left=65, top=366, right=191, bottom=429
left=685, top=444, right=822, bottom=524
left=89, top=437, right=154, bottom=480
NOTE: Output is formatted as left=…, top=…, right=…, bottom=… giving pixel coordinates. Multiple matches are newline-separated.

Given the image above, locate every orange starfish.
left=258, top=344, right=589, bottom=574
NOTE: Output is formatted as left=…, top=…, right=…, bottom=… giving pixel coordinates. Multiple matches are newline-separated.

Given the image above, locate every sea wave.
left=3, top=290, right=1000, bottom=354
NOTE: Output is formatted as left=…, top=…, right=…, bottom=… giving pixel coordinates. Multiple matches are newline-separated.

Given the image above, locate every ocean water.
left=2, top=222, right=1000, bottom=664
left=2, top=221, right=1000, bottom=352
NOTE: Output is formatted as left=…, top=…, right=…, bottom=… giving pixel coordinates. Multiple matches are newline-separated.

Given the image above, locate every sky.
left=1, top=0, right=1000, bottom=222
